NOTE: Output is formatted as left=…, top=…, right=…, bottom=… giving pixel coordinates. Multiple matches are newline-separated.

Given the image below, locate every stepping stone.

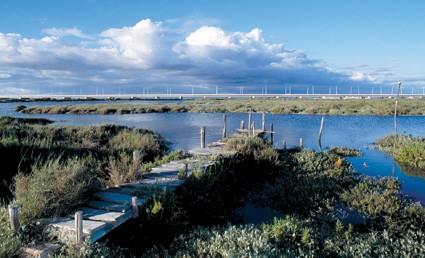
left=87, top=201, right=130, bottom=213
left=47, top=217, right=108, bottom=236
left=94, top=192, right=144, bottom=206
left=21, top=243, right=60, bottom=258
left=70, top=207, right=128, bottom=223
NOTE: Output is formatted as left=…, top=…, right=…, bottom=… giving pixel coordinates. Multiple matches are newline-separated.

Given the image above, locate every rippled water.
left=2, top=101, right=425, bottom=203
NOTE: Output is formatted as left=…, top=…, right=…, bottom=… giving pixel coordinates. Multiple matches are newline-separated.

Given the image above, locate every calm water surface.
left=2, top=101, right=425, bottom=203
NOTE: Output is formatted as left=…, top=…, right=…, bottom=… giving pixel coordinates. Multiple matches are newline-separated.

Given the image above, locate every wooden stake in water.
left=251, top=121, right=255, bottom=136
left=270, top=123, right=274, bottom=145
left=299, top=138, right=304, bottom=149
left=261, top=112, right=266, bottom=131
left=248, top=109, right=252, bottom=130
left=318, top=116, right=325, bottom=151
left=75, top=211, right=83, bottom=245
left=200, top=127, right=206, bottom=148
left=240, top=120, right=245, bottom=130
left=222, top=113, right=227, bottom=139
left=132, top=150, right=140, bottom=164
left=131, top=196, right=139, bottom=218
left=8, top=205, right=19, bottom=234
left=394, top=81, right=402, bottom=136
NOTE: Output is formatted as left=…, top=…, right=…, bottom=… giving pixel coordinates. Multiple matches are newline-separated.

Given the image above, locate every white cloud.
left=0, top=73, right=11, bottom=79
left=0, top=18, right=392, bottom=94
left=351, top=71, right=376, bottom=81
left=42, top=27, right=93, bottom=39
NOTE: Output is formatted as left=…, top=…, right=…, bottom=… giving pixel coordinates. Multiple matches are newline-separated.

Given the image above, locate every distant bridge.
left=1, top=93, right=425, bottom=101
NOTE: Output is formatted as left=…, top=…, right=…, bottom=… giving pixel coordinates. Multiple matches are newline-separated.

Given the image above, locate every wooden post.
left=261, top=112, right=266, bottom=131
left=75, top=211, right=83, bottom=245
left=299, top=138, right=304, bottom=149
left=132, top=150, right=140, bottom=164
left=240, top=120, right=245, bottom=130
left=251, top=121, right=255, bottom=136
left=200, top=127, right=206, bottom=148
left=270, top=123, right=274, bottom=145
left=8, top=205, right=19, bottom=234
left=248, top=109, right=252, bottom=130
left=131, top=196, right=139, bottom=218
left=318, top=116, right=325, bottom=151
left=222, top=114, right=227, bottom=139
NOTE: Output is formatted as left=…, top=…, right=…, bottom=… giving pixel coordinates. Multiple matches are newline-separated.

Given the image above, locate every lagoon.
left=2, top=100, right=425, bottom=203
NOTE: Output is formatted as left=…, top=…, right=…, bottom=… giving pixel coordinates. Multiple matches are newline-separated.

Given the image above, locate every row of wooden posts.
left=198, top=111, right=325, bottom=150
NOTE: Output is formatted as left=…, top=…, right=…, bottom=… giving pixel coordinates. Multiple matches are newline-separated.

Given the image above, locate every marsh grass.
left=106, top=154, right=141, bottom=187
left=0, top=117, right=168, bottom=202
left=14, top=157, right=101, bottom=222
left=20, top=98, right=425, bottom=115
left=376, top=135, right=425, bottom=175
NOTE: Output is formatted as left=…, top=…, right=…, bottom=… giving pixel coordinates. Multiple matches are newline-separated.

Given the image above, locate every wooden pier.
left=19, top=111, right=273, bottom=256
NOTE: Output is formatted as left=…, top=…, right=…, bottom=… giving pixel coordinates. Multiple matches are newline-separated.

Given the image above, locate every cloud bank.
left=0, top=18, right=384, bottom=95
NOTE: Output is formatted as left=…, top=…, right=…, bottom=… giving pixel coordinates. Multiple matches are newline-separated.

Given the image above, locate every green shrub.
left=109, top=130, right=165, bottom=158
left=341, top=178, right=402, bottom=218
left=328, top=147, right=361, bottom=157
left=144, top=224, right=285, bottom=257
left=376, top=135, right=425, bottom=174
left=14, top=157, right=100, bottom=221
left=106, top=154, right=142, bottom=187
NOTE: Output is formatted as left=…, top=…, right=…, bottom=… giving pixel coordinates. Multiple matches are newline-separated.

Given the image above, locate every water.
left=2, top=101, right=425, bottom=203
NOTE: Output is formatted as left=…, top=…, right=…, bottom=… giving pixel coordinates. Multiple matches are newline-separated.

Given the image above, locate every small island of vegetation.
left=376, top=134, right=425, bottom=176
left=18, top=98, right=425, bottom=115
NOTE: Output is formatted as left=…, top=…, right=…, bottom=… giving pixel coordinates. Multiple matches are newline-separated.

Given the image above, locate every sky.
left=0, top=0, right=424, bottom=95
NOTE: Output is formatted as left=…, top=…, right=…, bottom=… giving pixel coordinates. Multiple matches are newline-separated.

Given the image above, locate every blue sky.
left=0, top=0, right=424, bottom=94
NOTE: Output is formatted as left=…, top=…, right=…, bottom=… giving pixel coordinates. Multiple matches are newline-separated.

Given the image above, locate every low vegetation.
left=0, top=116, right=168, bottom=202
left=14, top=157, right=101, bottom=222
left=18, top=98, right=425, bottom=115
left=376, top=135, right=425, bottom=176
left=1, top=118, right=425, bottom=257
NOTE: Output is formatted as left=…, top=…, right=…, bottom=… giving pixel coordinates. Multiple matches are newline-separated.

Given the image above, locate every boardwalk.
left=43, top=158, right=215, bottom=244
left=20, top=114, right=269, bottom=256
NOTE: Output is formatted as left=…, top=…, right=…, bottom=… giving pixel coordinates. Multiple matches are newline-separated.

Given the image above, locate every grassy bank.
left=19, top=98, right=425, bottom=115
left=376, top=135, right=425, bottom=176
left=0, top=116, right=168, bottom=203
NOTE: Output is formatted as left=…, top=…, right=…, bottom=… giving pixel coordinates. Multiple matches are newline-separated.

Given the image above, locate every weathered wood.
left=251, top=121, right=255, bottom=136
left=299, top=137, right=304, bottom=149
left=132, top=150, right=140, bottom=164
left=262, top=112, right=266, bottom=131
left=75, top=211, right=83, bottom=245
left=394, top=81, right=401, bottom=135
left=200, top=126, right=206, bottom=148
left=87, top=201, right=130, bottom=213
left=8, top=205, right=19, bottom=234
left=270, top=123, right=274, bottom=145
left=222, top=114, right=227, bottom=139
left=248, top=109, right=252, bottom=130
left=131, top=196, right=139, bottom=218
left=95, top=192, right=144, bottom=206
left=318, top=116, right=325, bottom=151
left=240, top=120, right=245, bottom=129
